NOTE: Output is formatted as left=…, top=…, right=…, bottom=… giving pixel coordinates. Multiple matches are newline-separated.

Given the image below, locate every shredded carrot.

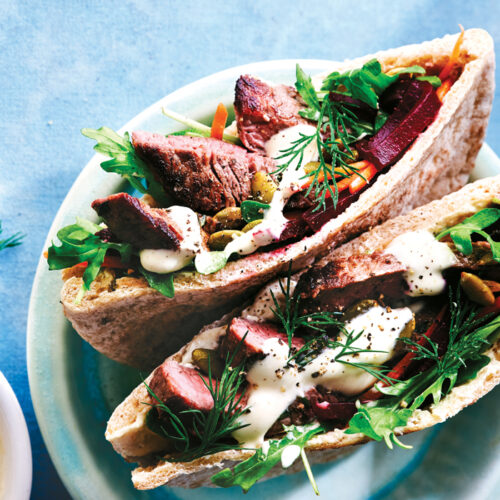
left=210, top=102, right=228, bottom=140
left=348, top=163, right=377, bottom=194
left=300, top=161, right=371, bottom=192
left=439, top=25, right=464, bottom=81
left=436, top=78, right=453, bottom=102
left=43, top=250, right=48, bottom=259
left=72, top=255, right=127, bottom=270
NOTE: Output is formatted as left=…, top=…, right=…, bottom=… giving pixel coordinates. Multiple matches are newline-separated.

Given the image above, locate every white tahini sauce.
left=385, top=230, right=457, bottom=296
left=219, top=124, right=319, bottom=259
left=232, top=304, right=413, bottom=446
left=242, top=276, right=299, bottom=323
left=140, top=206, right=204, bottom=273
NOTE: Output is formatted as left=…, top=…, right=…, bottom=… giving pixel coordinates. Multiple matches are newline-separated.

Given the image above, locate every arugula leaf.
left=436, top=207, right=500, bottom=262
left=0, top=221, right=24, bottom=251
left=295, top=64, right=321, bottom=121
left=322, top=59, right=427, bottom=109
left=47, top=217, right=133, bottom=303
left=347, top=293, right=500, bottom=449
left=82, top=127, right=169, bottom=205
left=211, top=425, right=323, bottom=493
left=241, top=200, right=270, bottom=223
left=194, top=250, right=228, bottom=275
left=417, top=75, right=442, bottom=88
left=138, top=265, right=175, bottom=298
left=346, top=406, right=413, bottom=449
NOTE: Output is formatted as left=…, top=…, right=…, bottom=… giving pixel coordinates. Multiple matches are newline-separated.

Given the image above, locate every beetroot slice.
left=302, top=189, right=362, bottom=233
left=357, top=80, right=441, bottom=169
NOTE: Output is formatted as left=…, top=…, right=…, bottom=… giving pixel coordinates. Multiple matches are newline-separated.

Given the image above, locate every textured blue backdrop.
left=0, top=1, right=499, bottom=498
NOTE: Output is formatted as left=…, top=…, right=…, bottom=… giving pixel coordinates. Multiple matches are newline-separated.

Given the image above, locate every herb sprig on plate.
left=0, top=221, right=24, bottom=252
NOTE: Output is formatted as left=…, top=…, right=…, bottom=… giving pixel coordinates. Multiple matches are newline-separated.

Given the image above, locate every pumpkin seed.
left=242, top=219, right=263, bottom=232
left=213, top=207, right=244, bottom=229
left=251, top=172, right=277, bottom=203
left=460, top=272, right=495, bottom=306
left=192, top=348, right=224, bottom=378
left=208, top=230, right=244, bottom=250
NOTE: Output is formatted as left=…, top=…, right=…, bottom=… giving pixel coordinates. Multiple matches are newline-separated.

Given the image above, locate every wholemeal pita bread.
left=62, top=29, right=494, bottom=369
left=106, top=176, right=500, bottom=489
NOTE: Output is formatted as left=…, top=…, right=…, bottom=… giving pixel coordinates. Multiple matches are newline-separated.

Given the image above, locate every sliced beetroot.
left=329, top=92, right=377, bottom=123
left=222, top=317, right=305, bottom=365
left=357, top=80, right=441, bottom=170
left=278, top=212, right=310, bottom=243
left=302, top=189, right=361, bottom=233
left=312, top=400, right=357, bottom=422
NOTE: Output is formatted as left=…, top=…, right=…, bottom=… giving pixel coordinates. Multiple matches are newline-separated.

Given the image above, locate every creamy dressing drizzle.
left=222, top=124, right=319, bottom=257
left=385, top=230, right=457, bottom=296
left=232, top=305, right=413, bottom=446
left=140, top=206, right=204, bottom=273
left=142, top=124, right=318, bottom=273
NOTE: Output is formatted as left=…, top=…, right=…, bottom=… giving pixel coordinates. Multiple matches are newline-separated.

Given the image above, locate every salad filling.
left=143, top=204, right=500, bottom=493
left=47, top=33, right=464, bottom=301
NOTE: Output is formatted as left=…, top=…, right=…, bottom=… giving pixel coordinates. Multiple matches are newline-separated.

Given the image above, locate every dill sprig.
left=0, top=221, right=24, bottom=251
left=273, top=95, right=364, bottom=212
left=143, top=346, right=249, bottom=462
left=270, top=265, right=393, bottom=385
left=347, top=287, right=500, bottom=449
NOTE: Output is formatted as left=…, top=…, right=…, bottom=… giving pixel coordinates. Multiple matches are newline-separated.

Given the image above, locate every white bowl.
left=0, top=372, right=32, bottom=500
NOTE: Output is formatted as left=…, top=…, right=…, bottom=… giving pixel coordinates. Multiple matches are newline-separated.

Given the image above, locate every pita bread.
left=62, top=29, right=494, bottom=369
left=106, top=176, right=500, bottom=489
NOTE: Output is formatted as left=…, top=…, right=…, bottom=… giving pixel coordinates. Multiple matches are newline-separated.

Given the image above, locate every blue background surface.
left=0, top=1, right=498, bottom=498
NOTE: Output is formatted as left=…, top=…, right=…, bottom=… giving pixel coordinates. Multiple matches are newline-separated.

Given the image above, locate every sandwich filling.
left=142, top=202, right=500, bottom=492
left=46, top=33, right=466, bottom=302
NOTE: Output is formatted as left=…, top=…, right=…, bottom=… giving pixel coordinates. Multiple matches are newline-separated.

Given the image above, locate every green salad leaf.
left=138, top=265, right=175, bottom=298
left=47, top=217, right=133, bottom=303
left=346, top=406, right=413, bottom=449
left=211, top=424, right=323, bottom=494
left=82, top=127, right=169, bottom=205
left=346, top=291, right=500, bottom=448
left=240, top=200, right=270, bottom=223
left=321, top=59, right=427, bottom=109
left=416, top=75, right=442, bottom=87
left=436, top=207, right=500, bottom=262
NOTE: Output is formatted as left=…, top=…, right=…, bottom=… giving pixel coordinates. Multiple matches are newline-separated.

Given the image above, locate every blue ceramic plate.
left=27, top=60, right=500, bottom=500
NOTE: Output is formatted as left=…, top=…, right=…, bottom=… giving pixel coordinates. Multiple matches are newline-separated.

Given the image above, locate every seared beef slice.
left=92, top=192, right=182, bottom=249
left=234, top=75, right=309, bottom=153
left=132, top=132, right=275, bottom=214
left=298, top=252, right=408, bottom=313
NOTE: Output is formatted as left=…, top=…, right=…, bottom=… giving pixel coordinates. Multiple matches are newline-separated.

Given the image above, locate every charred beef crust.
left=91, top=192, right=183, bottom=249
left=297, top=252, right=408, bottom=313
left=221, top=317, right=305, bottom=366
left=132, top=132, right=275, bottom=215
left=234, top=75, right=310, bottom=153
left=149, top=360, right=214, bottom=412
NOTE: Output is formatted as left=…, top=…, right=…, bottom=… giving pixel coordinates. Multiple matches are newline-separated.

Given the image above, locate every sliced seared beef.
left=132, top=132, right=275, bottom=214
left=297, top=252, right=408, bottom=314
left=221, top=317, right=305, bottom=365
left=234, top=75, right=310, bottom=153
left=92, top=192, right=183, bottom=249
left=149, top=359, right=213, bottom=412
